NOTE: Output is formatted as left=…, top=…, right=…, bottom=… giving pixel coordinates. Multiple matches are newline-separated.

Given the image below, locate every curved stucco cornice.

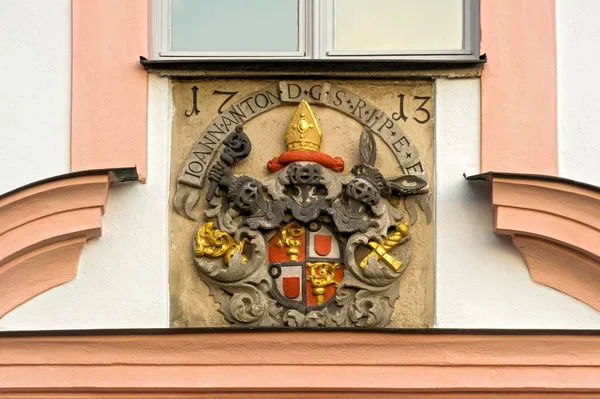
left=513, top=235, right=600, bottom=312
left=0, top=168, right=137, bottom=318
left=468, top=173, right=600, bottom=311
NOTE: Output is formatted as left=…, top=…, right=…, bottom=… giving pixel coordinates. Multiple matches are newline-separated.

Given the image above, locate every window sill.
left=139, top=56, right=486, bottom=79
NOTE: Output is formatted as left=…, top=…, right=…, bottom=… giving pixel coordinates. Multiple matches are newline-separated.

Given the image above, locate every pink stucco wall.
left=481, top=0, right=558, bottom=175
left=71, top=0, right=148, bottom=180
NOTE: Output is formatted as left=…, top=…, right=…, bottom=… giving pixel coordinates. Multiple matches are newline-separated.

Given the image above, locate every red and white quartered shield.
left=268, top=221, right=344, bottom=311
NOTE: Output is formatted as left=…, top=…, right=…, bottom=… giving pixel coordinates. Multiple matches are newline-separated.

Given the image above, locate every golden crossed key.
left=360, top=222, right=409, bottom=271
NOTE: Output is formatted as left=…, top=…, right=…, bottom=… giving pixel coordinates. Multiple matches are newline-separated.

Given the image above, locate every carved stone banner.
left=170, top=79, right=435, bottom=328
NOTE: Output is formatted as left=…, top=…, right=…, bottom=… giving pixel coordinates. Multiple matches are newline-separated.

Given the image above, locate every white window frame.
left=320, top=0, right=479, bottom=61
left=153, top=0, right=311, bottom=60
left=152, top=0, right=479, bottom=61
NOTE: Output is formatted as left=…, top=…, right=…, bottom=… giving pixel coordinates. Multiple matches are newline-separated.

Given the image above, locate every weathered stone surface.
left=169, top=79, right=435, bottom=328
left=278, top=81, right=331, bottom=104
left=178, top=85, right=283, bottom=190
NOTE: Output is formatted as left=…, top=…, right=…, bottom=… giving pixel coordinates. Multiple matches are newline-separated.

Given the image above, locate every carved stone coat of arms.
left=172, top=81, right=433, bottom=328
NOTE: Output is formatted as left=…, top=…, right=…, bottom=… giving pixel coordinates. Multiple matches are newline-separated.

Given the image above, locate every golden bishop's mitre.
left=284, top=100, right=323, bottom=152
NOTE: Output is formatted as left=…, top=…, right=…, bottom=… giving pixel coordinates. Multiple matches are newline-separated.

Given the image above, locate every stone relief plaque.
left=170, top=79, right=434, bottom=328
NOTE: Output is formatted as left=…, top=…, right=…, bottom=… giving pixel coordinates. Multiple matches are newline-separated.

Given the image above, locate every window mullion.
left=309, top=0, right=326, bottom=60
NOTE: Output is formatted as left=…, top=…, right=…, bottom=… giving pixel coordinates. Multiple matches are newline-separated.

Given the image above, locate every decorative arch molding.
left=0, top=168, right=137, bottom=318
left=467, top=172, right=600, bottom=311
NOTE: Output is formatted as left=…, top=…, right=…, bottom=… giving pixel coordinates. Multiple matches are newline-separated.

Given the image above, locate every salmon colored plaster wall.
left=1, top=331, right=600, bottom=395
left=71, top=0, right=148, bottom=180
left=481, top=0, right=558, bottom=175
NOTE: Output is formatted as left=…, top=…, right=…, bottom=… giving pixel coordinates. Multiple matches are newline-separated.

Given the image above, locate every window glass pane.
left=333, top=0, right=464, bottom=52
left=170, top=0, right=299, bottom=52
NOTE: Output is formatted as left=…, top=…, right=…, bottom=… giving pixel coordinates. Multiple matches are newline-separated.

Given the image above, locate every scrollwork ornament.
left=187, top=101, right=430, bottom=328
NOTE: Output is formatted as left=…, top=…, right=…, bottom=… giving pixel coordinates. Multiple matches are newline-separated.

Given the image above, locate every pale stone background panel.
left=169, top=79, right=435, bottom=328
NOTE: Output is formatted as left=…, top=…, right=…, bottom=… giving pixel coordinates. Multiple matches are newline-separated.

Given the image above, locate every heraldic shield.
left=188, top=97, right=431, bottom=328
left=268, top=221, right=344, bottom=312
